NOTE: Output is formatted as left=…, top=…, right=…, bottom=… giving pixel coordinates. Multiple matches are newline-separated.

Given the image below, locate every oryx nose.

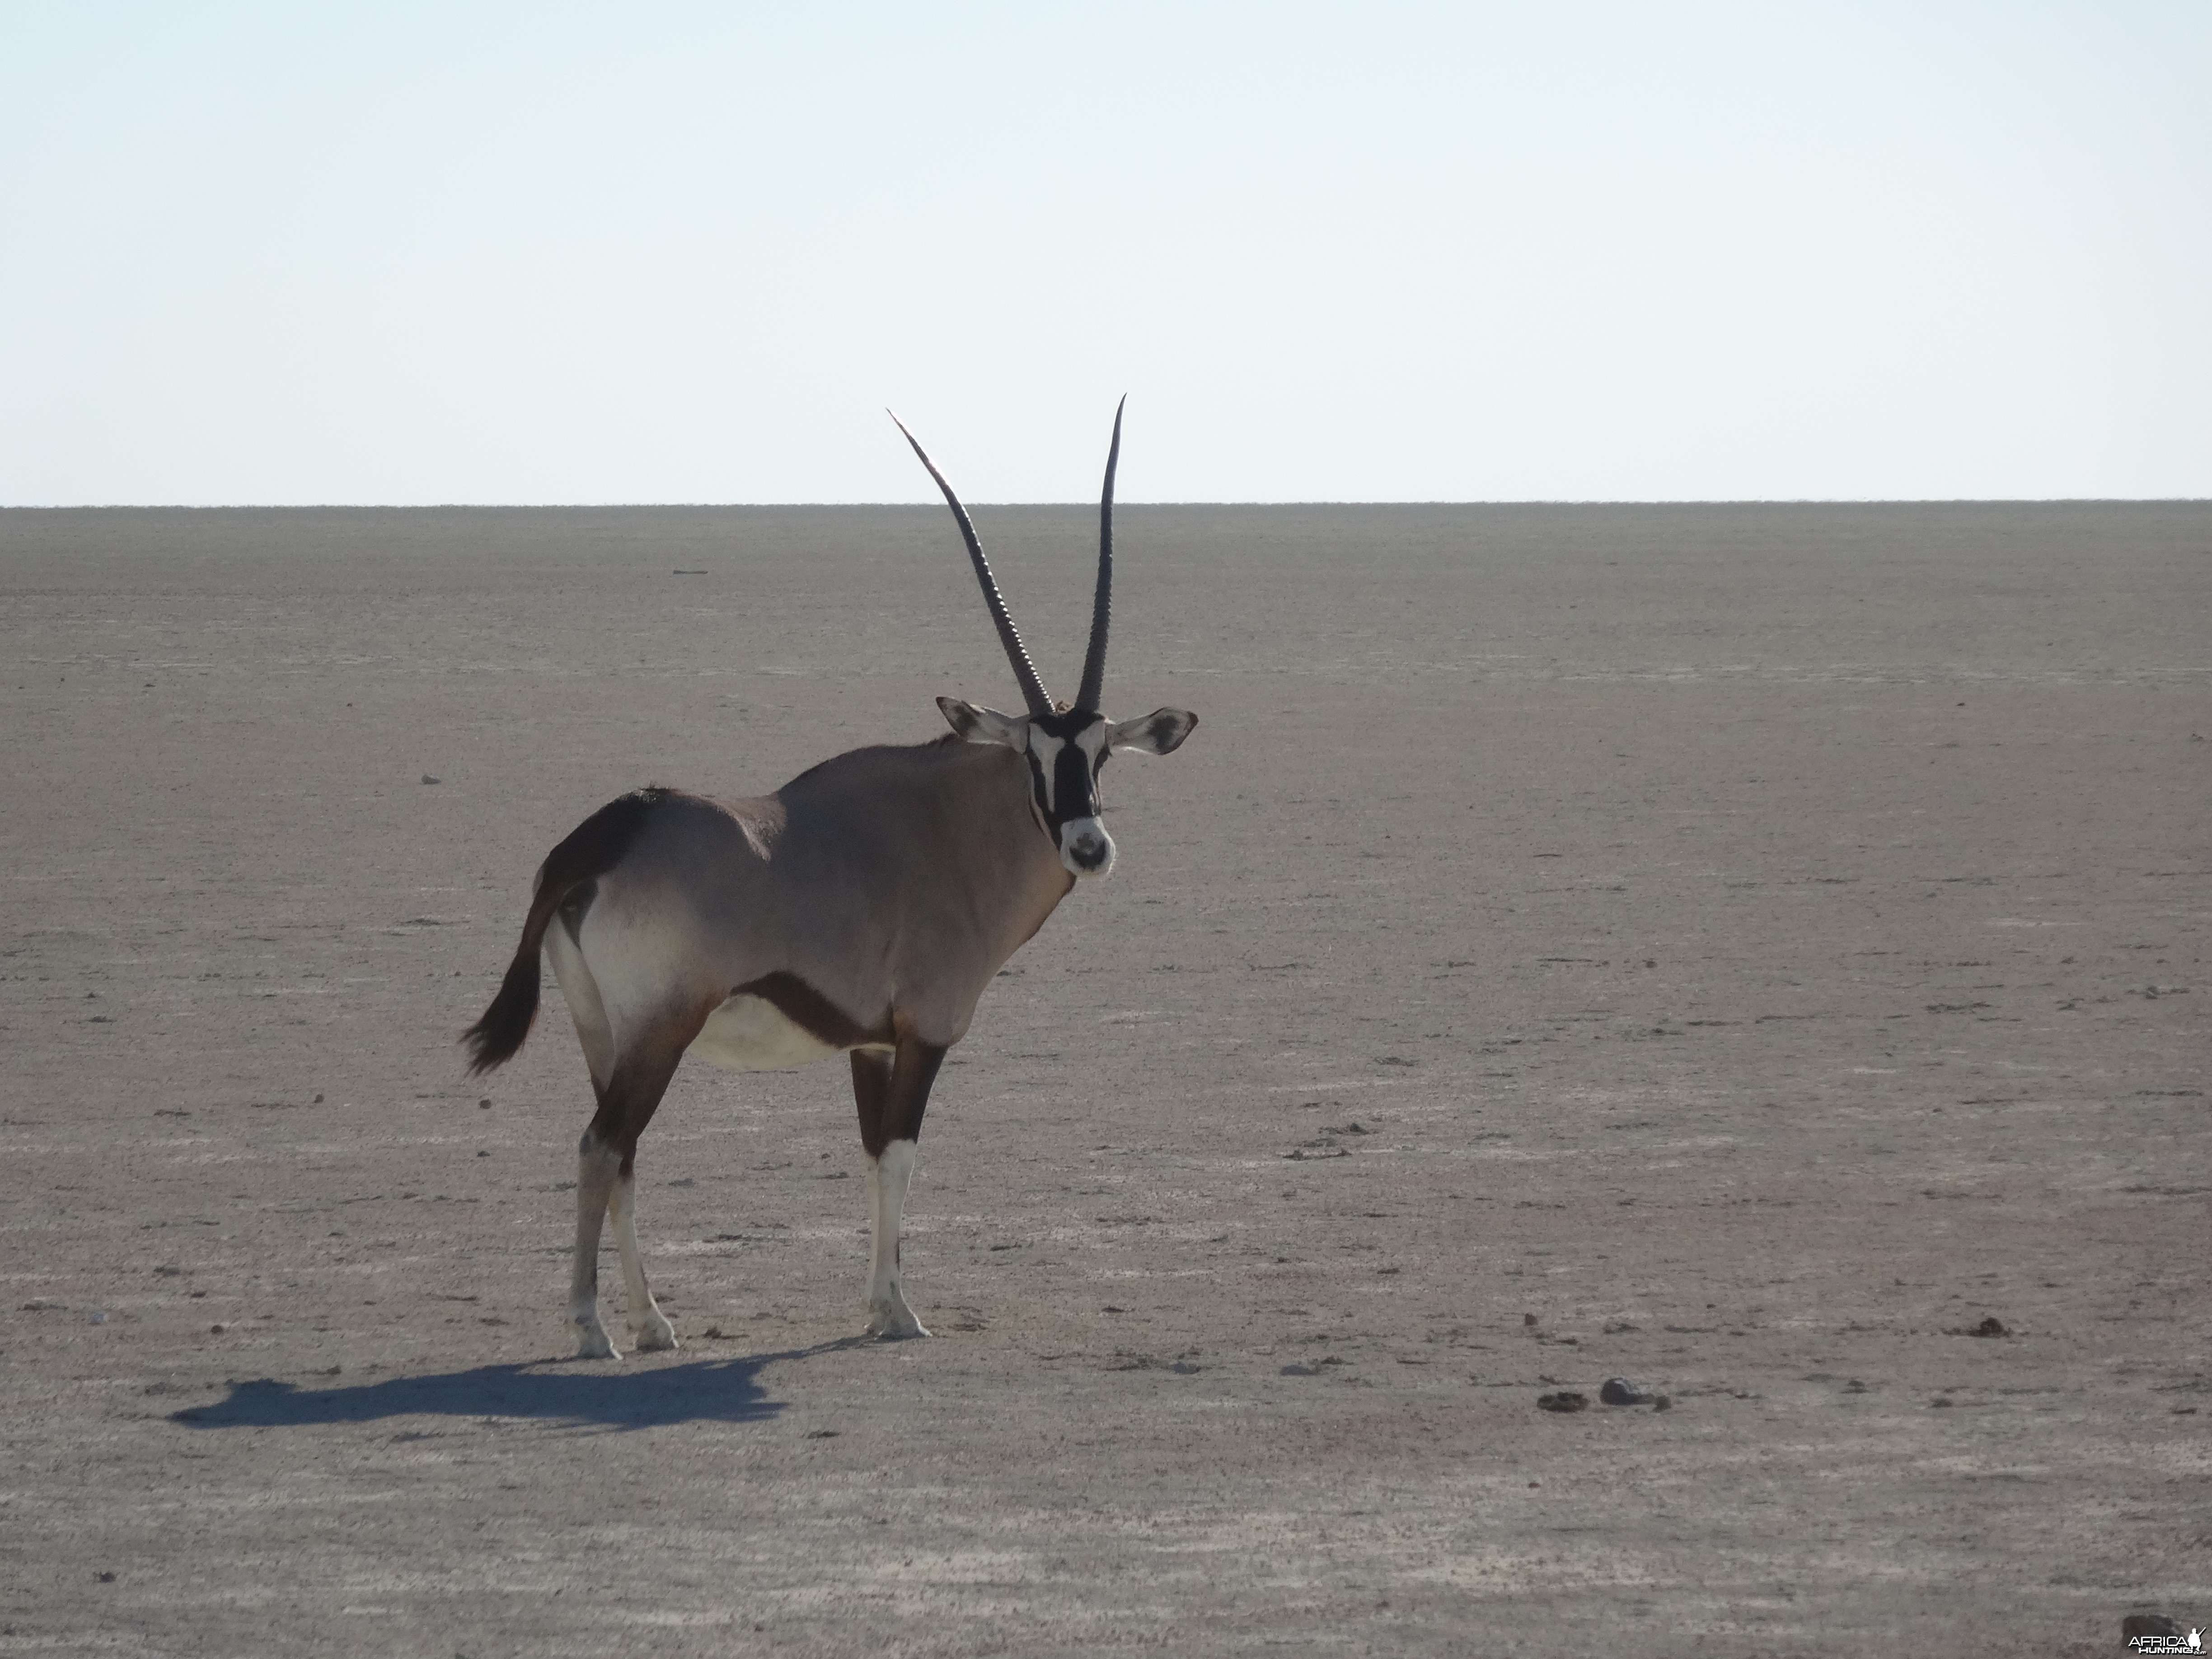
left=1060, top=816, right=1115, bottom=875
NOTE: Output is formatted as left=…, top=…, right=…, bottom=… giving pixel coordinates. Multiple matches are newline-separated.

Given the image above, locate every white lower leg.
left=862, top=1139, right=928, bottom=1338
left=609, top=1171, right=676, bottom=1351
left=570, top=1137, right=622, bottom=1359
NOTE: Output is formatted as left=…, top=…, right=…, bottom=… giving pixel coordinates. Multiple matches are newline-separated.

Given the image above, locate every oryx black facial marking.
left=464, top=402, right=1196, bottom=1359
left=1022, top=710, right=1114, bottom=874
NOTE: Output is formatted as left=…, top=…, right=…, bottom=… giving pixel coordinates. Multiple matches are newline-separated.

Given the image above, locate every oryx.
left=463, top=403, right=1196, bottom=1357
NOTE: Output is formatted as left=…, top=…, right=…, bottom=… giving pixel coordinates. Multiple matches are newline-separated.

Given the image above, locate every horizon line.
left=5, top=497, right=2208, bottom=511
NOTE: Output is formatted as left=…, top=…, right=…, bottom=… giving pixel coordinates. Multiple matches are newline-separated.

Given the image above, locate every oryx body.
left=464, top=405, right=1195, bottom=1356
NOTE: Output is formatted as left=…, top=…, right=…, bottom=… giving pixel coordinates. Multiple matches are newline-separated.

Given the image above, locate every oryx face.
left=937, top=699, right=1197, bottom=878
left=903, top=398, right=1195, bottom=877
left=1023, top=709, right=1115, bottom=876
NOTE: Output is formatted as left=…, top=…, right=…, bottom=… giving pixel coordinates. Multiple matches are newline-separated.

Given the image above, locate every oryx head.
left=893, top=400, right=1197, bottom=879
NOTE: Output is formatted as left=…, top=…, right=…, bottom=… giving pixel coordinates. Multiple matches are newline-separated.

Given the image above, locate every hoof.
left=864, top=1305, right=931, bottom=1340
left=633, top=1322, right=679, bottom=1353
left=574, top=1326, right=619, bottom=1361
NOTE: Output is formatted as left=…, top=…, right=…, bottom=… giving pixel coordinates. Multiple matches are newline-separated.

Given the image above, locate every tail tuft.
left=462, top=950, right=541, bottom=1074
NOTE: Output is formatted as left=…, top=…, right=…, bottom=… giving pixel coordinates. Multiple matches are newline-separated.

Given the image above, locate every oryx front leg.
left=850, top=1039, right=945, bottom=1339
left=570, top=1131, right=622, bottom=1359
left=864, top=1140, right=927, bottom=1338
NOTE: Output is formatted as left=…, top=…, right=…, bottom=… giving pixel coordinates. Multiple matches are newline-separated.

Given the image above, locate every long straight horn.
left=1073, top=395, right=1124, bottom=714
left=890, top=411, right=1054, bottom=717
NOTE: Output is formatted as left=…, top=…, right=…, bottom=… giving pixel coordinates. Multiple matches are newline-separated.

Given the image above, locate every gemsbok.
left=463, top=403, right=1196, bottom=1356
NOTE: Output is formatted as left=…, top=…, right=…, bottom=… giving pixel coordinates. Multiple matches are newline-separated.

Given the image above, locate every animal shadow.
left=169, top=1342, right=858, bottom=1433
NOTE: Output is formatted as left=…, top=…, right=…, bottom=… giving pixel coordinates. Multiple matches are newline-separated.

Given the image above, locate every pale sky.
left=2, top=3, right=2205, bottom=505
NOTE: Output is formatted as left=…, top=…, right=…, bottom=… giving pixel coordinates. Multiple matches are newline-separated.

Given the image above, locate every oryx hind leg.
left=570, top=1134, right=623, bottom=1358
left=608, top=1165, right=675, bottom=1353
left=570, top=1012, right=704, bottom=1359
left=851, top=1038, right=946, bottom=1340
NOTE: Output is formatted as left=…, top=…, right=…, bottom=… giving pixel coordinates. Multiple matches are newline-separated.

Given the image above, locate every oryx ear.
left=1106, top=707, right=1197, bottom=756
left=937, top=696, right=1029, bottom=749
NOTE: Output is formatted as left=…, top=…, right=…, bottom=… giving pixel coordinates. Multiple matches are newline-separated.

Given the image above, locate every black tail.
left=463, top=942, right=546, bottom=1075
left=461, top=787, right=672, bottom=1075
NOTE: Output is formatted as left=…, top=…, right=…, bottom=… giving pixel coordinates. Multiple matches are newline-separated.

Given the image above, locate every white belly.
left=690, top=992, right=840, bottom=1073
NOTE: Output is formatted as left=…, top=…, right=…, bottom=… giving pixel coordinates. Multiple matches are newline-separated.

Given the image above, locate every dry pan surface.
left=1, top=502, right=2206, bottom=1657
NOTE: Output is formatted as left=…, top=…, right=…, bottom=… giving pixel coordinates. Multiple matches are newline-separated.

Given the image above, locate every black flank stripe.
left=730, top=972, right=893, bottom=1050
